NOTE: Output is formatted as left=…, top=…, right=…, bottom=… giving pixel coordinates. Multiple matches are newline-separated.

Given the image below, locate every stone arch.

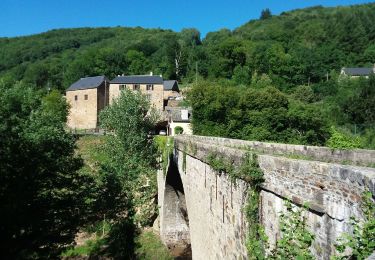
left=160, top=155, right=191, bottom=258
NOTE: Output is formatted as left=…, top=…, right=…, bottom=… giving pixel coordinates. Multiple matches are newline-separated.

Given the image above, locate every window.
left=133, top=84, right=140, bottom=91
left=84, top=94, right=88, bottom=100
left=146, top=94, right=152, bottom=101
left=146, top=84, right=154, bottom=91
left=74, top=95, right=78, bottom=101
left=119, top=84, right=125, bottom=91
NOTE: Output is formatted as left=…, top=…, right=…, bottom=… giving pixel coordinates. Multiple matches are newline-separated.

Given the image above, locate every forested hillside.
left=1, top=3, right=374, bottom=89
left=0, top=3, right=374, bottom=147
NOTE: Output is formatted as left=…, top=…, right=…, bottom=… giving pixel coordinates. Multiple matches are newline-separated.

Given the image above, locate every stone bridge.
left=157, top=135, right=375, bottom=259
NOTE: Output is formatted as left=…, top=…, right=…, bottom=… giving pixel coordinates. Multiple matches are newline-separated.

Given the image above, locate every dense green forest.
left=1, top=3, right=375, bottom=87
left=1, top=3, right=374, bottom=147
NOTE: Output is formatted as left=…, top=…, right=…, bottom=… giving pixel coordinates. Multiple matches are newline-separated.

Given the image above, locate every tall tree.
left=0, top=83, right=93, bottom=258
left=260, top=8, right=272, bottom=20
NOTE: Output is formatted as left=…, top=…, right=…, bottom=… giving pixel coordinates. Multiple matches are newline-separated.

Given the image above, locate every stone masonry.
left=157, top=135, right=375, bottom=259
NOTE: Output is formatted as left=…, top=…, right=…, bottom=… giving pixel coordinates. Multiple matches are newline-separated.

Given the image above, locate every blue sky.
left=0, top=0, right=373, bottom=38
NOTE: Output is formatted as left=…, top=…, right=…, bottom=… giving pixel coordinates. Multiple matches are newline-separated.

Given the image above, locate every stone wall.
left=157, top=135, right=375, bottom=259
left=66, top=88, right=99, bottom=129
left=109, top=83, right=164, bottom=111
left=179, top=135, right=375, bottom=167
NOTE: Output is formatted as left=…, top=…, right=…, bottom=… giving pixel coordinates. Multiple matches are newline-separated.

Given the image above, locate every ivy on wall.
left=333, top=190, right=375, bottom=259
left=268, top=201, right=315, bottom=259
left=154, top=136, right=174, bottom=175
left=206, top=151, right=267, bottom=259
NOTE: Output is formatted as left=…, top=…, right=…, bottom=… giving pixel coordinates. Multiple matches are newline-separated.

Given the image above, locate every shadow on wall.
left=163, top=156, right=192, bottom=259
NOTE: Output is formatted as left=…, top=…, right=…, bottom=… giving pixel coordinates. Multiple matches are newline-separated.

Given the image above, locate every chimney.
left=150, top=71, right=153, bottom=76
left=181, top=109, right=189, bottom=120
left=122, top=73, right=124, bottom=76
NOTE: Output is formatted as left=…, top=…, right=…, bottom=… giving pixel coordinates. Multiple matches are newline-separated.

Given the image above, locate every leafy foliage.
left=269, top=201, right=315, bottom=259
left=260, top=8, right=272, bottom=20
left=334, top=191, right=375, bottom=259
left=99, top=89, right=159, bottom=226
left=154, top=136, right=174, bottom=175
left=0, top=82, right=94, bottom=258
left=174, top=126, right=184, bottom=135
left=189, top=81, right=329, bottom=145
left=326, top=127, right=363, bottom=149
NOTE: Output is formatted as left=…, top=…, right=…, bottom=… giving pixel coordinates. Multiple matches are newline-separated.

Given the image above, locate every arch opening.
left=161, top=155, right=192, bottom=259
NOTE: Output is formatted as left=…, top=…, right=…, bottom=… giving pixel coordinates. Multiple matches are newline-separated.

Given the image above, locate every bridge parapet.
left=178, top=135, right=375, bottom=167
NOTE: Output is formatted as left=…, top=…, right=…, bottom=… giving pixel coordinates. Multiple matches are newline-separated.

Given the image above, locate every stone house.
left=163, top=80, right=180, bottom=100
left=109, top=75, right=165, bottom=111
left=66, top=74, right=181, bottom=130
left=165, top=107, right=192, bottom=136
left=340, top=65, right=375, bottom=78
left=109, top=74, right=180, bottom=112
left=66, top=76, right=109, bottom=129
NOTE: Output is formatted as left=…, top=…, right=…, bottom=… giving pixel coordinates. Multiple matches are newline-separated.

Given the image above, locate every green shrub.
left=269, top=201, right=315, bottom=259
left=154, top=136, right=174, bottom=175
left=327, top=127, right=363, bottom=149
left=174, top=126, right=184, bottom=135
left=333, top=191, right=375, bottom=259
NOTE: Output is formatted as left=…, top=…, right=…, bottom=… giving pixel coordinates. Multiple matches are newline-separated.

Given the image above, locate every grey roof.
left=110, top=75, right=163, bottom=84
left=67, top=76, right=107, bottom=91
left=166, top=107, right=192, bottom=122
left=163, top=80, right=178, bottom=91
left=342, top=68, right=374, bottom=76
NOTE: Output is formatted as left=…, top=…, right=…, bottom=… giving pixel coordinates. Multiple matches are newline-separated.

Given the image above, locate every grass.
left=61, top=224, right=172, bottom=259
left=61, top=238, right=106, bottom=257
left=135, top=231, right=173, bottom=260
left=76, top=135, right=109, bottom=174
left=61, top=220, right=110, bottom=257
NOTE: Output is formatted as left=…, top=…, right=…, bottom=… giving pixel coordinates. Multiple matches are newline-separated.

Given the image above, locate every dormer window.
left=146, top=84, right=154, bottom=91
left=133, top=84, right=140, bottom=91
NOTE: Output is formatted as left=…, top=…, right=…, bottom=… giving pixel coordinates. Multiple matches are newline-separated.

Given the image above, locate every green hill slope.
left=0, top=3, right=374, bottom=91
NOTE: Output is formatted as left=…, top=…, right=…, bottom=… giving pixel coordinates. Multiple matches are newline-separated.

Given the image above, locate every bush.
left=326, top=127, right=363, bottom=149
left=174, top=126, right=184, bottom=135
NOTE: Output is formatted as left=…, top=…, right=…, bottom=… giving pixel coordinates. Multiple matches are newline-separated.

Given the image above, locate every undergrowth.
left=154, top=136, right=174, bottom=175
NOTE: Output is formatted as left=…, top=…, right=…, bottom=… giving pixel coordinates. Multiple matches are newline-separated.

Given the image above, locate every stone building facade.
left=109, top=75, right=165, bottom=111
left=165, top=107, right=192, bottom=136
left=67, top=74, right=180, bottom=130
left=163, top=80, right=180, bottom=99
left=66, top=76, right=109, bottom=129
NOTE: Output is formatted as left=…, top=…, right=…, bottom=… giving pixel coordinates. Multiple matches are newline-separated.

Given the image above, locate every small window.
left=84, top=94, right=88, bottom=100
left=74, top=95, right=78, bottom=101
left=133, top=84, right=140, bottom=91
left=119, top=84, right=125, bottom=91
left=146, top=84, right=154, bottom=91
